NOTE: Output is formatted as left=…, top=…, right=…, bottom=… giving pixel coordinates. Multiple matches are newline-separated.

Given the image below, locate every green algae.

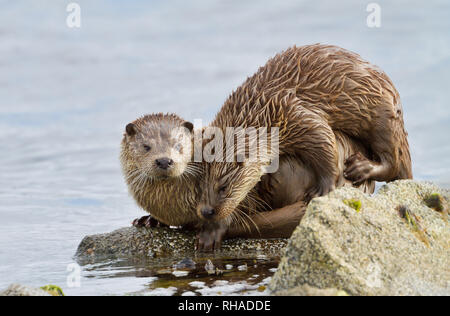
left=423, top=193, right=448, bottom=222
left=424, top=193, right=445, bottom=212
left=397, top=205, right=430, bottom=247
left=40, top=285, right=64, bottom=296
left=343, top=199, right=362, bottom=212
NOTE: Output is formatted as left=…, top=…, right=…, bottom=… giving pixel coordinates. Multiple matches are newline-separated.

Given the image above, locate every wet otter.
left=197, top=44, right=412, bottom=243
left=120, top=114, right=201, bottom=227
left=197, top=131, right=375, bottom=250
left=121, top=113, right=374, bottom=251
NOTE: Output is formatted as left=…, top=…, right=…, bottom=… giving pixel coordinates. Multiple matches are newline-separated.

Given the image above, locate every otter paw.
left=195, top=223, right=228, bottom=252
left=132, top=215, right=167, bottom=228
left=344, top=153, right=374, bottom=186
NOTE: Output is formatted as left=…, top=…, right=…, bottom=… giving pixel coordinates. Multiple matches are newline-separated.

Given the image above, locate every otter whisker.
left=233, top=208, right=251, bottom=233
left=244, top=193, right=270, bottom=213
left=238, top=208, right=261, bottom=235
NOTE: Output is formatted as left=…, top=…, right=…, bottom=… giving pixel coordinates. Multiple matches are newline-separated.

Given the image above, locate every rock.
left=274, top=285, right=348, bottom=296
left=0, top=284, right=51, bottom=296
left=270, top=180, right=450, bottom=296
left=75, top=226, right=287, bottom=261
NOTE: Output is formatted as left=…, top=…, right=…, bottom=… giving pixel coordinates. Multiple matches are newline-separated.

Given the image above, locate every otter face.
left=197, top=161, right=261, bottom=222
left=122, top=114, right=194, bottom=180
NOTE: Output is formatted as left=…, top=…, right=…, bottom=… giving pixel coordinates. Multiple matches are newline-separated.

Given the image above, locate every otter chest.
left=136, top=180, right=199, bottom=226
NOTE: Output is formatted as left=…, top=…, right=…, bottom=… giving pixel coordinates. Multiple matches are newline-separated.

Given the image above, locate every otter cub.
left=120, top=113, right=201, bottom=227
left=198, top=44, right=412, bottom=230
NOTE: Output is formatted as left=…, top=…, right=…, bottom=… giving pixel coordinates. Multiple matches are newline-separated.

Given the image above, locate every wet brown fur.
left=200, top=44, right=412, bottom=222
left=120, top=114, right=375, bottom=242
left=120, top=113, right=202, bottom=227
left=227, top=130, right=375, bottom=239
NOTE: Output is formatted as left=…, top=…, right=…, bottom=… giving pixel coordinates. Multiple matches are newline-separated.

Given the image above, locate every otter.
left=198, top=130, right=375, bottom=250
left=121, top=113, right=375, bottom=251
left=120, top=114, right=201, bottom=227
left=197, top=44, right=412, bottom=244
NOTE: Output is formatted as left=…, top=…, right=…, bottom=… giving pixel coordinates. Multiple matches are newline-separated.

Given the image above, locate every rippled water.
left=0, top=0, right=449, bottom=295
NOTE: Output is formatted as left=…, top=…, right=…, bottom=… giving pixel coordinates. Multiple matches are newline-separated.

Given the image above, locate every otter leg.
left=344, top=116, right=411, bottom=183
left=345, top=150, right=398, bottom=185
left=344, top=152, right=377, bottom=186
left=132, top=215, right=168, bottom=228
left=283, top=104, right=339, bottom=200
left=227, top=201, right=307, bottom=239
left=195, top=221, right=228, bottom=252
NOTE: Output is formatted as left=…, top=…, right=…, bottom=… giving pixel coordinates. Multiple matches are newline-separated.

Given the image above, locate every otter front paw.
left=195, top=222, right=228, bottom=252
left=344, top=152, right=374, bottom=185
left=132, top=215, right=167, bottom=228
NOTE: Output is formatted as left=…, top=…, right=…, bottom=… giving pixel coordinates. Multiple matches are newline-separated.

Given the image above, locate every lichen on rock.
left=343, top=199, right=362, bottom=212
left=41, top=285, right=65, bottom=296
left=424, top=193, right=447, bottom=212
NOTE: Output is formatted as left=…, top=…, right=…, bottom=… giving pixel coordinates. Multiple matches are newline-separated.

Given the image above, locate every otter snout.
left=155, top=158, right=174, bottom=170
left=199, top=206, right=216, bottom=220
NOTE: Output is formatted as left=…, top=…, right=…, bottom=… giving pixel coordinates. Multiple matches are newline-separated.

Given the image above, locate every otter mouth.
left=154, top=170, right=172, bottom=179
left=153, top=167, right=183, bottom=180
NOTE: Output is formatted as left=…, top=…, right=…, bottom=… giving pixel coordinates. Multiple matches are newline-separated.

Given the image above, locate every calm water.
left=0, top=0, right=449, bottom=295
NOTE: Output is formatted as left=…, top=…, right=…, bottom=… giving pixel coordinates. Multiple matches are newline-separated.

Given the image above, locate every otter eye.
left=143, top=145, right=151, bottom=152
left=218, top=185, right=227, bottom=195
left=174, top=143, right=182, bottom=152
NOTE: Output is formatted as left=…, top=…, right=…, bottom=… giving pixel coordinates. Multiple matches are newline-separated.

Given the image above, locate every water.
left=76, top=254, right=279, bottom=296
left=0, top=0, right=449, bottom=295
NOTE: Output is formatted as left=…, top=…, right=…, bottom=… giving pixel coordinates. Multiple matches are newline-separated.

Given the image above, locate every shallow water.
left=77, top=252, right=279, bottom=296
left=0, top=0, right=449, bottom=295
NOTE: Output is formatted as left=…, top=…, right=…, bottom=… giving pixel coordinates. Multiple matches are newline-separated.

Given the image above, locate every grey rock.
left=75, top=226, right=287, bottom=261
left=270, top=180, right=450, bottom=296
left=0, top=284, right=51, bottom=296
left=274, top=285, right=348, bottom=296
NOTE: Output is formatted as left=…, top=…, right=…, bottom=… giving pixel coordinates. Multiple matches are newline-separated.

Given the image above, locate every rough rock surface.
left=76, top=226, right=287, bottom=260
left=274, top=285, right=348, bottom=296
left=270, top=180, right=450, bottom=296
left=0, top=284, right=51, bottom=296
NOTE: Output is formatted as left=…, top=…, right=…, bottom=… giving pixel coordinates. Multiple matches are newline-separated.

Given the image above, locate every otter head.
left=121, top=113, right=194, bottom=180
left=197, top=160, right=262, bottom=222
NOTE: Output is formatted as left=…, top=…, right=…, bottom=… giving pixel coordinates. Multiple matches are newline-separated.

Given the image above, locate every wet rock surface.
left=75, top=225, right=287, bottom=296
left=76, top=226, right=287, bottom=262
left=270, top=180, right=450, bottom=296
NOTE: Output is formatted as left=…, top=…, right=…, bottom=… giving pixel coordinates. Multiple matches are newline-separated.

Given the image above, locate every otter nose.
left=201, top=207, right=216, bottom=220
left=155, top=158, right=174, bottom=170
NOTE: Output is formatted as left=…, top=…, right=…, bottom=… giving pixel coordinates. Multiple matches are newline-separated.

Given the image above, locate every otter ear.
left=126, top=123, right=137, bottom=136
left=182, top=121, right=194, bottom=133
